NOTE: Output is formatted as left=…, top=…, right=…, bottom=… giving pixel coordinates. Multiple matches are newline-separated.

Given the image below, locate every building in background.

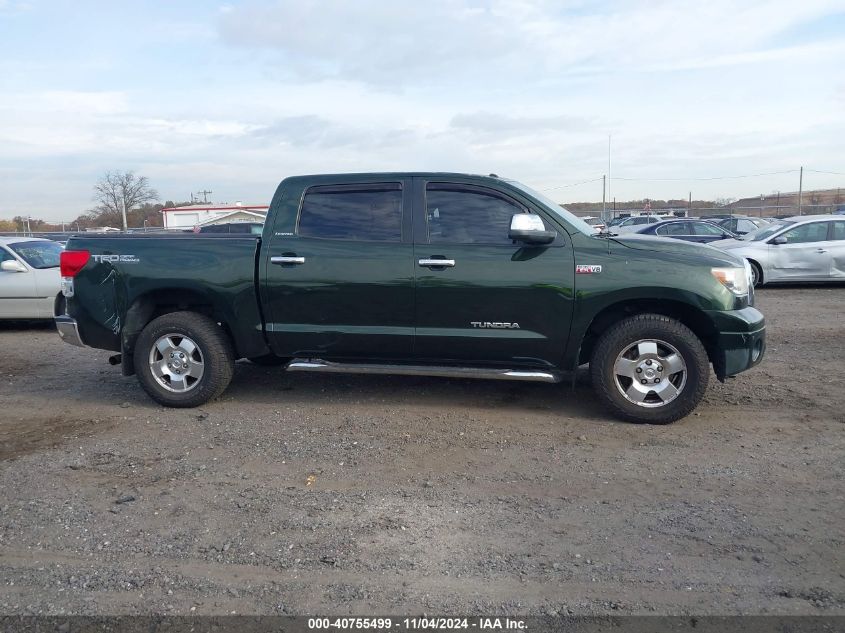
left=160, top=203, right=269, bottom=229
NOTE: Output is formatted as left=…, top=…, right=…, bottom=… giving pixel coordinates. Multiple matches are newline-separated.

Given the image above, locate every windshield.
left=8, top=240, right=63, bottom=268
left=740, top=220, right=791, bottom=241
left=507, top=181, right=596, bottom=235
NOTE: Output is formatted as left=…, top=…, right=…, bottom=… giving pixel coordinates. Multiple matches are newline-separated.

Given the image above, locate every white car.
left=709, top=215, right=845, bottom=286
left=611, top=215, right=671, bottom=233
left=0, top=237, right=64, bottom=319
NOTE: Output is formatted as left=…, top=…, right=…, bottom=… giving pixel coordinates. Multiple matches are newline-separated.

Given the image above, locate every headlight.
left=711, top=266, right=749, bottom=296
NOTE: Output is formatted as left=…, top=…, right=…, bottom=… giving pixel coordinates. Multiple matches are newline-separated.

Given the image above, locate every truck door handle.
left=418, top=258, right=455, bottom=268
left=271, top=256, right=306, bottom=265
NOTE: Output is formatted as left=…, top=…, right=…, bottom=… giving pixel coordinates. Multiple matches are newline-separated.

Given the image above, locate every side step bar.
left=285, top=359, right=562, bottom=383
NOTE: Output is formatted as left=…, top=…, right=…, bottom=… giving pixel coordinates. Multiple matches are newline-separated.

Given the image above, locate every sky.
left=1, top=0, right=844, bottom=221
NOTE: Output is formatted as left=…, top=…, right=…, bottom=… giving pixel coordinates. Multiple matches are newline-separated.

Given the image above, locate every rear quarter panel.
left=66, top=235, right=266, bottom=357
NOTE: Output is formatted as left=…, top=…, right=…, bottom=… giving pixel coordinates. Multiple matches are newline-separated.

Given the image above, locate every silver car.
left=709, top=215, right=845, bottom=286
left=0, top=237, right=64, bottom=319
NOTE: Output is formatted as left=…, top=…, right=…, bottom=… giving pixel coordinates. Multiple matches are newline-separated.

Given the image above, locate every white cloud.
left=217, top=0, right=845, bottom=84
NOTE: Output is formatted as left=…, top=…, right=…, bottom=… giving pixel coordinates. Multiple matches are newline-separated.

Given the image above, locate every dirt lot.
left=0, top=286, right=843, bottom=616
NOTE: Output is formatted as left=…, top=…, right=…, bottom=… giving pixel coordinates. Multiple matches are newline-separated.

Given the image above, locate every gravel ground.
left=0, top=285, right=843, bottom=616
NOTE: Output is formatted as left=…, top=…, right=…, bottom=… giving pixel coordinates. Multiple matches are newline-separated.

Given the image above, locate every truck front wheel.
left=134, top=311, right=235, bottom=408
left=590, top=314, right=709, bottom=424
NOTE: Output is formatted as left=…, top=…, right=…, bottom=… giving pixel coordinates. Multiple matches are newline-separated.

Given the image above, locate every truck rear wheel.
left=590, top=314, right=709, bottom=424
left=134, top=311, right=235, bottom=408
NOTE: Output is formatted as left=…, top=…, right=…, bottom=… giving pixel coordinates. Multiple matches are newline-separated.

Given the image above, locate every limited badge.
left=576, top=264, right=602, bottom=274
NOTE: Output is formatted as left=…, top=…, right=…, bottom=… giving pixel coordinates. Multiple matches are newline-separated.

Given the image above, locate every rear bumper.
left=706, top=307, right=766, bottom=380
left=55, top=315, right=86, bottom=347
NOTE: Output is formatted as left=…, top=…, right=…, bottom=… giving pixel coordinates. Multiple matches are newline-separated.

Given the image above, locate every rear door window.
left=656, top=222, right=689, bottom=236
left=298, top=184, right=402, bottom=242
left=692, top=222, right=725, bottom=236
left=830, top=221, right=845, bottom=241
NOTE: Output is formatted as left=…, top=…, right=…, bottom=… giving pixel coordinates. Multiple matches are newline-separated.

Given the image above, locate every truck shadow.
left=222, top=362, right=614, bottom=422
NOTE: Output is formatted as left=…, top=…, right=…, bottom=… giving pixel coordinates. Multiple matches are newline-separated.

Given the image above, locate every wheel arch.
left=575, top=298, right=719, bottom=368
left=746, top=258, right=764, bottom=286
left=120, top=287, right=268, bottom=375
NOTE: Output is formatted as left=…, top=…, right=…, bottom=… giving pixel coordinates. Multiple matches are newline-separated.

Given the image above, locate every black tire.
left=246, top=353, right=288, bottom=366
left=590, top=314, right=709, bottom=424
left=748, top=260, right=763, bottom=287
left=134, top=311, right=234, bottom=408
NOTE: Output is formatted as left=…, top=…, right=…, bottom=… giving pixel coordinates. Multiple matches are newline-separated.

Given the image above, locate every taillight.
left=60, top=250, right=90, bottom=277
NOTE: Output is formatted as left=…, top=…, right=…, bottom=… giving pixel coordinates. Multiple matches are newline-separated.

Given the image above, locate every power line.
left=806, top=168, right=845, bottom=176
left=541, top=177, right=604, bottom=191
left=613, top=169, right=799, bottom=182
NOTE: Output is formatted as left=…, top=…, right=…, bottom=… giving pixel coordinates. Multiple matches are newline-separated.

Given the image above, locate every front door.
left=412, top=179, right=574, bottom=367
left=768, top=221, right=832, bottom=281
left=263, top=180, right=415, bottom=359
left=0, top=246, right=39, bottom=318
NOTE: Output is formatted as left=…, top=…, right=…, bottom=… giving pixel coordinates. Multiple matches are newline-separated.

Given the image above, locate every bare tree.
left=92, top=171, right=159, bottom=230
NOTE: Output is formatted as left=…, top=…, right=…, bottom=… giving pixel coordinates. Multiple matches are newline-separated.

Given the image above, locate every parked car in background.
left=716, top=216, right=771, bottom=236
left=709, top=215, right=845, bottom=286
left=632, top=219, right=737, bottom=243
left=0, top=237, right=64, bottom=319
left=610, top=215, right=670, bottom=233
left=193, top=222, right=264, bottom=235
left=580, top=216, right=607, bottom=232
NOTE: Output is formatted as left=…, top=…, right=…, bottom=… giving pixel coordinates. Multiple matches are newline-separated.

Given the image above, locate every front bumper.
left=706, top=307, right=766, bottom=380
left=55, top=315, right=86, bottom=347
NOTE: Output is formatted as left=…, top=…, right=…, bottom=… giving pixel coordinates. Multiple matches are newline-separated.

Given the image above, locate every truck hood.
left=608, top=234, right=744, bottom=266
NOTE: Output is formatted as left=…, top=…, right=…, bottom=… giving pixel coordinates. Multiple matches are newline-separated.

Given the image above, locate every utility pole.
left=602, top=175, right=606, bottom=222
left=121, top=196, right=128, bottom=231
left=198, top=190, right=213, bottom=203
left=797, top=166, right=803, bottom=216
left=607, top=135, right=612, bottom=215
left=688, top=191, right=692, bottom=216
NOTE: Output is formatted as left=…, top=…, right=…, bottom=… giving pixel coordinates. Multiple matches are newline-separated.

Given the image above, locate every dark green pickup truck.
left=55, top=173, right=765, bottom=423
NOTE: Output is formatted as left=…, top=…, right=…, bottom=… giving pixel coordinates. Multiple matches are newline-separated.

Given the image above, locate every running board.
left=285, top=359, right=562, bottom=383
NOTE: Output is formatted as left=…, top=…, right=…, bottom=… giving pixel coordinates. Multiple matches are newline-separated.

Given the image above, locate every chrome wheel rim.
left=613, top=339, right=687, bottom=408
left=149, top=333, right=205, bottom=393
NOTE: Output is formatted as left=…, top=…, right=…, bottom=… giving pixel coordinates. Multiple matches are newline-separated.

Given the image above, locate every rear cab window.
left=297, top=183, right=403, bottom=242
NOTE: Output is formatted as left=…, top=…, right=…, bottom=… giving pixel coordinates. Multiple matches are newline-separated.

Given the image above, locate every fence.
left=587, top=203, right=843, bottom=221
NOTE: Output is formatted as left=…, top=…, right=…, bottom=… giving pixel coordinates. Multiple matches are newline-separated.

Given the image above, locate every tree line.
left=0, top=171, right=191, bottom=233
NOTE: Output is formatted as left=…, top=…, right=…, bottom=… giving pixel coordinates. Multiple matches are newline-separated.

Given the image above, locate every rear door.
left=825, top=221, right=845, bottom=279
left=768, top=221, right=831, bottom=280
left=262, top=180, right=415, bottom=359
left=411, top=178, right=574, bottom=366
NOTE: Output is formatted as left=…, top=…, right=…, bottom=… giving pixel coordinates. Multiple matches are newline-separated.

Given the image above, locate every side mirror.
left=509, top=214, right=556, bottom=245
left=770, top=236, right=787, bottom=245
left=1, top=260, right=27, bottom=273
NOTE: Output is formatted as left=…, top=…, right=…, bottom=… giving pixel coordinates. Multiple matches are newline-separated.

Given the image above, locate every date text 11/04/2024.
left=307, top=617, right=526, bottom=630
